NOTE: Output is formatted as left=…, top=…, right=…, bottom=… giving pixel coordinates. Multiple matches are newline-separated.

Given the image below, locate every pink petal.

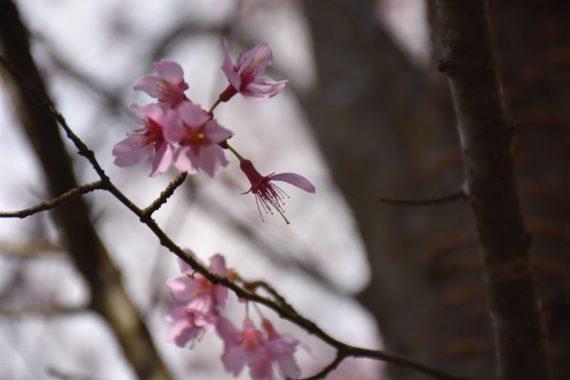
left=216, top=317, right=239, bottom=346
left=237, top=42, right=272, bottom=78
left=166, top=307, right=199, bottom=347
left=133, top=75, right=162, bottom=97
left=178, top=102, right=210, bottom=127
left=165, top=276, right=199, bottom=302
left=270, top=173, right=316, bottom=193
left=198, top=145, right=229, bottom=177
left=222, top=39, right=242, bottom=90
left=174, top=146, right=199, bottom=174
left=222, top=346, right=247, bottom=376
left=112, top=135, right=153, bottom=167
left=248, top=346, right=274, bottom=380
left=204, top=120, right=233, bottom=143
left=277, top=356, right=301, bottom=379
left=162, top=109, right=184, bottom=143
left=209, top=254, right=227, bottom=275
left=150, top=142, right=174, bottom=176
left=154, top=59, right=184, bottom=84
left=241, top=77, right=288, bottom=102
left=131, top=103, right=164, bottom=121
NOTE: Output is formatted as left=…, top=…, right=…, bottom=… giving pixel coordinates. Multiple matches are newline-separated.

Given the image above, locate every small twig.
left=301, top=345, right=469, bottom=380
left=141, top=172, right=188, bottom=216
left=242, top=280, right=297, bottom=314
left=379, top=190, right=466, bottom=206
left=0, top=181, right=104, bottom=219
left=47, top=366, right=97, bottom=380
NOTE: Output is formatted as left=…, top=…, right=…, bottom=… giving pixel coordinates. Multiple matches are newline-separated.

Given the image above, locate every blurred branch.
left=435, top=1, right=552, bottom=379
left=0, top=240, right=62, bottom=259
left=379, top=190, right=467, bottom=206
left=47, top=367, right=97, bottom=380
left=0, top=181, right=104, bottom=219
left=0, top=1, right=172, bottom=379
left=0, top=53, right=471, bottom=380
left=0, top=304, right=86, bottom=318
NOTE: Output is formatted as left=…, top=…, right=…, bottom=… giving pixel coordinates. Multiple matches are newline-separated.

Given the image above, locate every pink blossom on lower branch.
left=219, top=39, right=288, bottom=102
left=217, top=317, right=301, bottom=380
left=165, top=253, right=229, bottom=347
left=112, top=103, right=177, bottom=176
left=239, top=159, right=316, bottom=223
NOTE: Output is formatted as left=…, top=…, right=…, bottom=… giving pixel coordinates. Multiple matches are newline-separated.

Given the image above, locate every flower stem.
left=225, top=142, right=245, bottom=162
left=208, top=98, right=222, bottom=114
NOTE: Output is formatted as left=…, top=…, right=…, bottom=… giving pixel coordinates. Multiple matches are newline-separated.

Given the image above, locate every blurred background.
left=0, top=0, right=568, bottom=380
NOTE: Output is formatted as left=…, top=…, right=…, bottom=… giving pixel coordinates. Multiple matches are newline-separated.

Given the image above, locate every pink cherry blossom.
left=239, top=159, right=316, bottom=223
left=263, top=319, right=301, bottom=379
left=133, top=59, right=189, bottom=108
left=172, top=101, right=233, bottom=177
left=112, top=103, right=176, bottom=176
left=165, top=253, right=229, bottom=347
left=218, top=318, right=274, bottom=380
left=219, top=39, right=288, bottom=102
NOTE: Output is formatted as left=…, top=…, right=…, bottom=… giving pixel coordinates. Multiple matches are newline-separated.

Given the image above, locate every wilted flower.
left=171, top=102, right=233, bottom=177
left=133, top=59, right=189, bottom=108
left=219, top=39, right=288, bottom=102
left=239, top=159, right=315, bottom=223
left=112, top=103, right=177, bottom=176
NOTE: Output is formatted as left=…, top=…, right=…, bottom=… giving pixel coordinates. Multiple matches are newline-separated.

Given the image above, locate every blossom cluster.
left=112, top=39, right=315, bottom=221
left=166, top=252, right=301, bottom=380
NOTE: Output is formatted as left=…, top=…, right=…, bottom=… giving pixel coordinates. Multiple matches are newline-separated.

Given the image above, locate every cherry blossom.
left=217, top=317, right=301, bottom=380
left=219, top=39, right=288, bottom=102
left=165, top=253, right=229, bottom=347
left=263, top=319, right=301, bottom=379
left=218, top=318, right=274, bottom=380
left=171, top=101, right=233, bottom=177
left=239, top=159, right=315, bottom=222
left=112, top=103, right=176, bottom=176
left=133, top=59, right=189, bottom=108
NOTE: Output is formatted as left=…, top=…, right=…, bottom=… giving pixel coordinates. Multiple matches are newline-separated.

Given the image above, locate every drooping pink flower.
left=218, top=318, right=274, bottom=380
left=239, top=159, right=316, bottom=223
left=112, top=103, right=177, bottom=176
left=219, top=39, right=288, bottom=102
left=165, top=253, right=229, bottom=347
left=263, top=319, right=301, bottom=379
left=133, top=59, right=189, bottom=108
left=171, top=101, right=233, bottom=177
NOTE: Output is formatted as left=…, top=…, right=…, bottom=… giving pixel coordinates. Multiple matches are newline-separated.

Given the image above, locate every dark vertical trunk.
left=302, top=0, right=568, bottom=379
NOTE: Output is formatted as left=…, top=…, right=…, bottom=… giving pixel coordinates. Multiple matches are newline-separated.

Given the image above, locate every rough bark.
left=434, top=1, right=552, bottom=379
left=0, top=1, right=171, bottom=379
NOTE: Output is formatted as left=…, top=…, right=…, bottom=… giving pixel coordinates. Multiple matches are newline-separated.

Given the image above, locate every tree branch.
left=0, top=181, right=104, bottom=219
left=434, top=1, right=552, bottom=379
left=379, top=190, right=466, bottom=206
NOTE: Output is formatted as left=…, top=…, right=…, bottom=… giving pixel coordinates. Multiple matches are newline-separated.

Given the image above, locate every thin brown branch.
left=379, top=190, right=466, bottom=206
left=0, top=181, right=104, bottom=219
left=141, top=172, right=187, bottom=216
left=0, top=54, right=471, bottom=380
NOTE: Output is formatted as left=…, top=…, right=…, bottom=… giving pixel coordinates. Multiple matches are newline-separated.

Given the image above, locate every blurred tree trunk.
left=301, top=0, right=569, bottom=379
left=0, top=1, right=171, bottom=379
